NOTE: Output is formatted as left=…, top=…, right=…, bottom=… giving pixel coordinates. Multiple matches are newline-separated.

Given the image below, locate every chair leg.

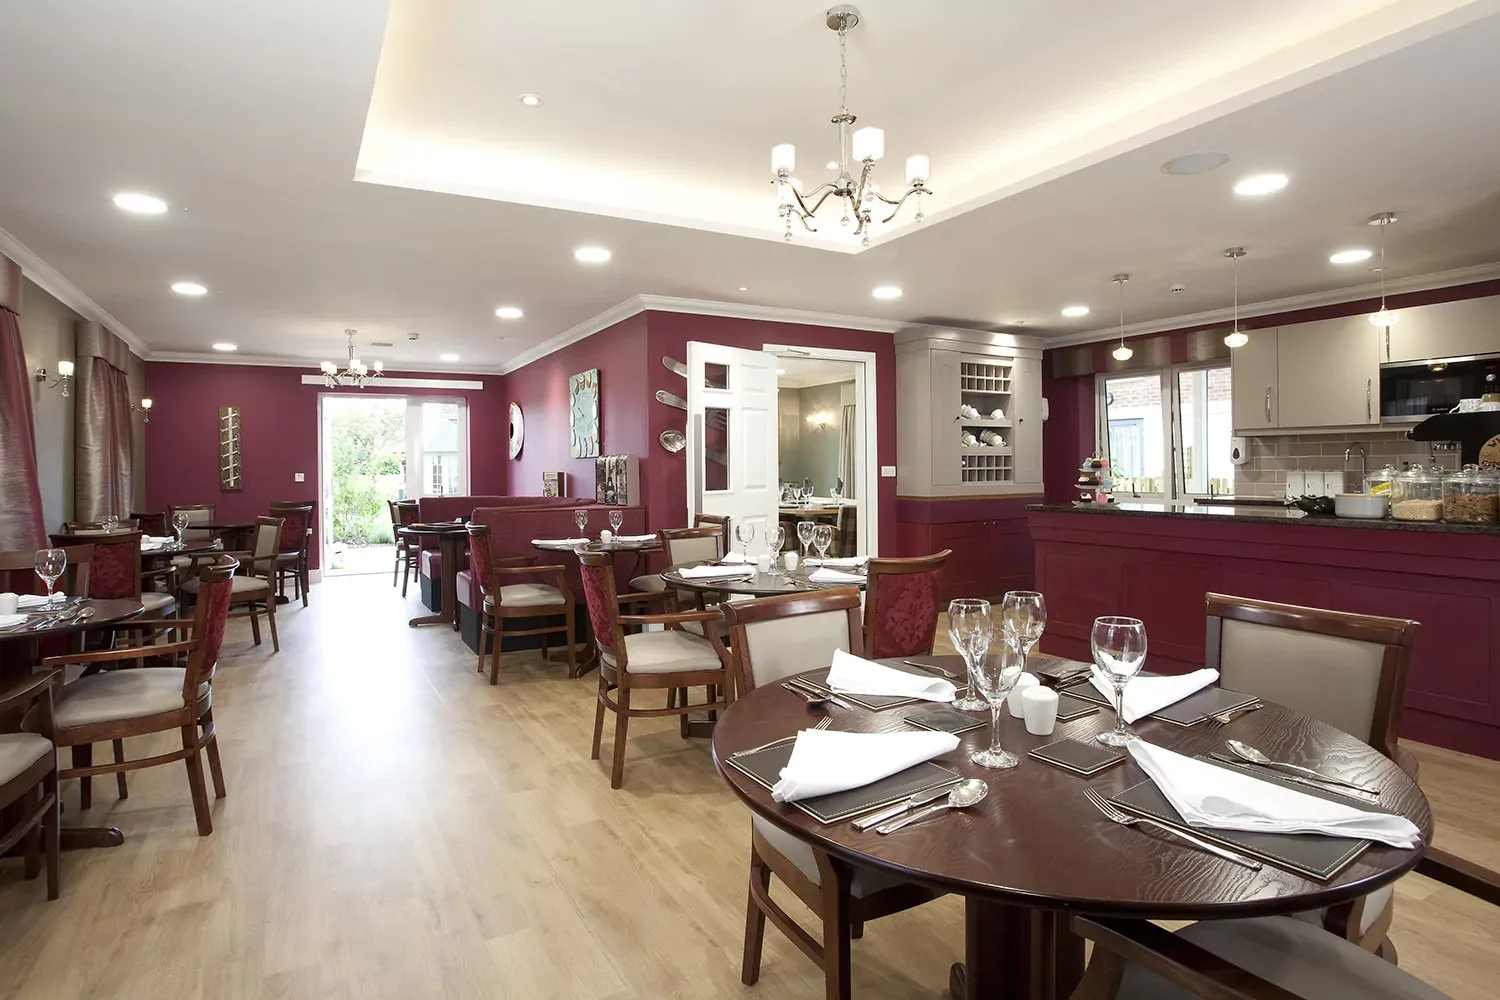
left=73, top=743, right=92, bottom=810
left=563, top=607, right=577, bottom=676
left=301, top=559, right=309, bottom=607
left=610, top=685, right=631, bottom=789
left=590, top=673, right=608, bottom=761
left=112, top=738, right=129, bottom=799
left=393, top=547, right=401, bottom=586
left=43, top=769, right=59, bottom=899
left=248, top=603, right=262, bottom=645
left=182, top=726, right=213, bottom=836
left=20, top=786, right=40, bottom=881
left=203, top=709, right=227, bottom=798
left=488, top=616, right=503, bottom=685
left=820, top=861, right=856, bottom=1000
left=850, top=920, right=864, bottom=940
left=401, top=553, right=411, bottom=597
left=264, top=597, right=280, bottom=653
left=477, top=611, right=488, bottom=674
left=742, top=844, right=772, bottom=985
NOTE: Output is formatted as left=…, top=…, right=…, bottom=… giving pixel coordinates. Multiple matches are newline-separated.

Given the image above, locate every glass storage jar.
left=1442, top=464, right=1499, bottom=524
left=1363, top=464, right=1397, bottom=498
left=1390, top=466, right=1444, bottom=521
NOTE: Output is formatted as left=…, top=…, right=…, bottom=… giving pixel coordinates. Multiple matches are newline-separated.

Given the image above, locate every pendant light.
left=1223, top=247, right=1248, bottom=348
left=1111, top=274, right=1132, bottom=361
left=1368, top=212, right=1399, bottom=327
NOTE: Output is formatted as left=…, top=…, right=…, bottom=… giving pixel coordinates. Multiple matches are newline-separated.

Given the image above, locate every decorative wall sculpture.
left=219, top=405, right=242, bottom=490
left=569, top=368, right=600, bottom=458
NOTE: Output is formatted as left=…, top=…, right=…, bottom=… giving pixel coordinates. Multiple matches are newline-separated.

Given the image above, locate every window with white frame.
left=1096, top=365, right=1232, bottom=500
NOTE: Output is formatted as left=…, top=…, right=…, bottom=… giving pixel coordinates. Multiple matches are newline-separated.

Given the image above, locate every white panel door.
left=687, top=342, right=778, bottom=552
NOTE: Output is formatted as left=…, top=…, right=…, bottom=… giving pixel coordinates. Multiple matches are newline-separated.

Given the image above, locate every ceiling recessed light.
left=1160, top=151, right=1230, bottom=176
left=112, top=191, right=168, bottom=214
left=1061, top=305, right=1090, bottom=318
left=777, top=368, right=788, bottom=375
left=872, top=285, right=902, bottom=300
left=494, top=305, right=524, bottom=319
left=738, top=286, right=748, bottom=292
left=1233, top=172, right=1288, bottom=196
left=825, top=161, right=840, bottom=170
left=440, top=353, right=460, bottom=362
left=574, top=246, right=611, bottom=263
left=1329, top=249, right=1373, bottom=265
left=519, top=93, right=542, bottom=107
left=171, top=281, right=208, bottom=296
left=212, top=342, right=237, bottom=352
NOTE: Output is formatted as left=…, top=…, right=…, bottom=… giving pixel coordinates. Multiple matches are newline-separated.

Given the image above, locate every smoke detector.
left=1169, top=283, right=1187, bottom=294
left=369, top=341, right=394, bottom=348
left=407, top=331, right=420, bottom=342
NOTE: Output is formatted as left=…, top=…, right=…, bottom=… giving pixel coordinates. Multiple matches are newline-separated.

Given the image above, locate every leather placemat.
left=795, top=660, right=954, bottom=711
left=1059, top=676, right=1256, bottom=726
left=726, top=740, right=962, bottom=824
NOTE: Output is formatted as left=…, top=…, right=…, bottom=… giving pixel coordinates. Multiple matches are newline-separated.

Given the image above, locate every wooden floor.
left=0, top=574, right=1495, bottom=999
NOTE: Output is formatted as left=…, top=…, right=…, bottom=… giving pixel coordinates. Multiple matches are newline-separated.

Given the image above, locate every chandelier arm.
left=878, top=187, right=919, bottom=223
left=796, top=213, right=818, bottom=234
left=801, top=187, right=841, bottom=217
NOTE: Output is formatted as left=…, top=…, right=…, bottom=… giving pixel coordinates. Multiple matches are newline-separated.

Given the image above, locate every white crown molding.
left=497, top=296, right=650, bottom=375
left=150, top=351, right=505, bottom=375
left=1043, top=261, right=1500, bottom=349
left=0, top=224, right=148, bottom=356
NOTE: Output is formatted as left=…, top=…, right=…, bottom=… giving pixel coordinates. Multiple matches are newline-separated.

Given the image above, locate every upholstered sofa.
left=454, top=504, right=646, bottom=655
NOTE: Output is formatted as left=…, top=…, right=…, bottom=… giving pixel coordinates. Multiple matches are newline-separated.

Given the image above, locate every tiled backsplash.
left=1233, top=429, right=1459, bottom=498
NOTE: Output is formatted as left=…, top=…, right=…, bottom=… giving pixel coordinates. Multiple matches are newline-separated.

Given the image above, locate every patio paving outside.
left=325, top=543, right=397, bottom=577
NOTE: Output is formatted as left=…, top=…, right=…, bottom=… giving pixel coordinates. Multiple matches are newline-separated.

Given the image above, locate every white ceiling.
left=0, top=1, right=1499, bottom=371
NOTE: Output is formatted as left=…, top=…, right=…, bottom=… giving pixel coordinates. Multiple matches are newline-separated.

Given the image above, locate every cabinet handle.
left=1264, top=387, right=1273, bottom=424
left=1366, top=377, right=1372, bottom=421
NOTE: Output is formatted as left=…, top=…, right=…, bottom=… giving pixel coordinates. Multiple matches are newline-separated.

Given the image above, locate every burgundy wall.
left=506, top=313, right=649, bottom=503
left=143, top=362, right=510, bottom=568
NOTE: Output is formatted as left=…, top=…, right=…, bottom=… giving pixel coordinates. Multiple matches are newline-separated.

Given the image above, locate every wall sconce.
left=132, top=397, right=153, bottom=423
left=806, top=411, right=833, bottom=432
left=34, top=359, right=74, bottom=397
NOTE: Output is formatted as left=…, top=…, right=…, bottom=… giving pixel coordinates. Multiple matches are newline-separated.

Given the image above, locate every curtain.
left=0, top=306, right=46, bottom=549
left=74, top=321, right=135, bottom=521
left=837, top=403, right=857, bottom=499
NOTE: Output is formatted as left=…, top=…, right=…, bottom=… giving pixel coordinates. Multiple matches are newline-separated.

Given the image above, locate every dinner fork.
left=1205, top=701, right=1264, bottom=728
left=784, top=677, right=856, bottom=711
left=1082, top=787, right=1262, bottom=870
left=731, top=717, right=830, bottom=759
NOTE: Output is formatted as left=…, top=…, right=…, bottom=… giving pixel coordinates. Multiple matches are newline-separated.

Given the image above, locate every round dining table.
left=398, top=523, right=470, bottom=629
left=661, top=560, right=867, bottom=598
left=534, top=535, right=663, bottom=588
left=713, top=666, right=1432, bottom=1000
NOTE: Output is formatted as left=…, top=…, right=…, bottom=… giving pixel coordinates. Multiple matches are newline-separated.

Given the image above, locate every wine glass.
left=35, top=548, right=66, bottom=604
left=948, top=598, right=992, bottom=712
left=608, top=509, right=624, bottom=534
left=796, top=520, right=816, bottom=559
left=102, top=512, right=118, bottom=532
left=971, top=642, right=1025, bottom=768
left=1000, top=591, right=1047, bottom=668
left=171, top=511, right=189, bottom=544
left=812, top=523, right=833, bottom=562
left=574, top=509, right=589, bottom=536
left=735, top=522, right=756, bottom=562
left=768, top=525, right=785, bottom=576
left=1092, top=616, right=1147, bottom=747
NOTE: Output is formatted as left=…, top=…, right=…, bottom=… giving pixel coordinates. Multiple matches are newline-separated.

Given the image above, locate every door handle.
left=1366, top=377, right=1372, bottom=421
left=1264, top=387, right=1273, bottom=424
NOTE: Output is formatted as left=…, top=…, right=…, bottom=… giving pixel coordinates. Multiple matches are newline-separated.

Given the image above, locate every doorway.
left=318, top=395, right=470, bottom=576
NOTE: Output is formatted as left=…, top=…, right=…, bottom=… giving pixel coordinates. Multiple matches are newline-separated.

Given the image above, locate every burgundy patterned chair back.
left=467, top=524, right=494, bottom=591
left=252, top=517, right=285, bottom=561
left=133, top=511, right=168, bottom=536
left=49, top=530, right=142, bottom=600
left=863, top=550, right=951, bottom=659
left=269, top=503, right=313, bottom=553
left=397, top=502, right=419, bottom=525
left=577, top=549, right=619, bottom=659
left=191, top=556, right=239, bottom=680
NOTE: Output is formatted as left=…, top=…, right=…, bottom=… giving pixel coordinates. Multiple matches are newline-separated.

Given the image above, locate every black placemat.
left=1029, top=738, right=1125, bottom=775
left=1059, top=676, right=1257, bottom=726
left=903, top=707, right=986, bottom=735
left=725, top=740, right=962, bottom=824
left=795, top=661, right=956, bottom=712
left=1108, top=755, right=1381, bottom=881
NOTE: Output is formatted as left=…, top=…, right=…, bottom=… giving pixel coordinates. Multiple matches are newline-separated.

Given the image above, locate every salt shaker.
left=599, top=529, right=613, bottom=543
left=756, top=554, right=773, bottom=574
left=783, top=552, right=799, bottom=572
left=1021, top=686, right=1060, bottom=736
left=1007, top=672, right=1040, bottom=718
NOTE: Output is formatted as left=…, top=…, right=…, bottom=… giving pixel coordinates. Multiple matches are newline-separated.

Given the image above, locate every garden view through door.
left=319, top=395, right=468, bottom=576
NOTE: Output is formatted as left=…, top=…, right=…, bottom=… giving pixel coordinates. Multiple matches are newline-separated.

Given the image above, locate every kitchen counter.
left=1028, top=502, right=1500, bottom=760
left=1027, top=501, right=1500, bottom=534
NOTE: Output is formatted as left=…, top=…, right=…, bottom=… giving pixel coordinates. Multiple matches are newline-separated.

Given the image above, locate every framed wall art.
left=569, top=368, right=600, bottom=458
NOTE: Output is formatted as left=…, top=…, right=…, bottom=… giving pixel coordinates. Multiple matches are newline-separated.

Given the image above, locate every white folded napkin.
left=1090, top=667, right=1219, bottom=723
left=615, top=533, right=657, bottom=542
left=17, top=594, right=52, bottom=609
left=720, top=551, right=750, bottom=564
left=771, top=727, right=960, bottom=802
left=0, top=613, right=26, bottom=629
left=143, top=535, right=175, bottom=546
left=825, top=649, right=956, bottom=703
left=677, top=564, right=756, bottom=579
left=531, top=537, right=587, bottom=546
left=806, top=555, right=869, bottom=568
left=808, top=567, right=866, bottom=584
left=1128, top=740, right=1420, bottom=849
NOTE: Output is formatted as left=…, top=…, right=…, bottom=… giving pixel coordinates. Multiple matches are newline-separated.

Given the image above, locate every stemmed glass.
left=35, top=548, right=66, bottom=604
left=1000, top=591, right=1047, bottom=668
left=171, top=511, right=189, bottom=544
left=812, top=523, right=834, bottom=562
left=734, top=522, right=756, bottom=562
left=948, top=598, right=992, bottom=712
left=102, top=512, right=119, bottom=532
left=796, top=520, right=816, bottom=559
left=608, top=509, right=624, bottom=535
left=1092, top=616, right=1147, bottom=747
left=574, top=509, right=589, bottom=536
left=768, top=525, right=785, bottom=576
left=971, top=642, right=1025, bottom=769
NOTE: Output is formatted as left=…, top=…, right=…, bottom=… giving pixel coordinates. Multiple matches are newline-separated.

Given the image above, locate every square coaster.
left=903, top=707, right=987, bottom=735
left=1028, top=738, right=1126, bottom=776
left=1056, top=693, right=1100, bottom=722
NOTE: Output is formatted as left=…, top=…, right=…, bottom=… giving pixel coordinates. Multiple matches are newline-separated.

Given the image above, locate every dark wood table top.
left=713, top=663, right=1432, bottom=921
left=397, top=523, right=468, bottom=537
left=140, top=539, right=221, bottom=563
left=662, top=560, right=867, bottom=597
left=533, top=537, right=663, bottom=553
left=0, top=598, right=145, bottom=643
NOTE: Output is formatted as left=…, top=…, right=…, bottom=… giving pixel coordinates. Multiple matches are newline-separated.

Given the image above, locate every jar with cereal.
left=1441, top=464, right=1499, bottom=524
left=1390, top=466, right=1444, bottom=522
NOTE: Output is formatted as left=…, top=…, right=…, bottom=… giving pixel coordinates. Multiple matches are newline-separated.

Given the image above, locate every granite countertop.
left=1026, top=501, right=1500, bottom=535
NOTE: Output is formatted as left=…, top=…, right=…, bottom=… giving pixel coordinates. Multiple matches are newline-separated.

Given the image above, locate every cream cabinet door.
left=930, top=350, right=961, bottom=486
left=1010, top=357, right=1043, bottom=485
left=1230, top=328, right=1279, bottom=430
left=1384, top=296, right=1500, bottom=363
left=1277, top=316, right=1380, bottom=428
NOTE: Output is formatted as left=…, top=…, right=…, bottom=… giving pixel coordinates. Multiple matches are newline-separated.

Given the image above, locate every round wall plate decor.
left=509, top=402, right=525, bottom=458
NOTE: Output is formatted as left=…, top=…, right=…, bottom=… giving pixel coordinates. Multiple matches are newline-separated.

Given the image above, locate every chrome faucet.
left=1343, top=443, right=1368, bottom=494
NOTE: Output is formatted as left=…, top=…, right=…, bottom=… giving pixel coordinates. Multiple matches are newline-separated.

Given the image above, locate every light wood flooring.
left=0, top=574, right=1496, bottom=999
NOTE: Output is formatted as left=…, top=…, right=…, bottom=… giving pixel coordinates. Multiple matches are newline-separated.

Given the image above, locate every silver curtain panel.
left=74, top=321, right=134, bottom=522
left=0, top=305, right=46, bottom=548
left=837, top=403, right=857, bottom=499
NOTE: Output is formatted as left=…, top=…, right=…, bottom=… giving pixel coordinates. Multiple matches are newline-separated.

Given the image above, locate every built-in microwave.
left=1380, top=353, right=1500, bottom=421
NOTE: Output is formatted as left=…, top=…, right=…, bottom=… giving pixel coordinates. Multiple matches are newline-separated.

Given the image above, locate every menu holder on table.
left=1108, top=755, right=1381, bottom=881
left=725, top=739, right=962, bottom=825
left=1059, top=677, right=1258, bottom=727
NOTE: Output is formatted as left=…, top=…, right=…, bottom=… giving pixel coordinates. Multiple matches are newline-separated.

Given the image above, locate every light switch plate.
left=881, top=466, right=896, bottom=477
left=294, top=472, right=305, bottom=483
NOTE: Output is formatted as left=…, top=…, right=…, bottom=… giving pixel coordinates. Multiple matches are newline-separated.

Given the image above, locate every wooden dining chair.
left=0, top=545, right=94, bottom=599
left=1205, top=593, right=1420, bottom=956
left=577, top=548, right=728, bottom=789
left=466, top=524, right=576, bottom=683
left=31, top=556, right=237, bottom=836
left=48, top=530, right=176, bottom=621
left=168, top=504, right=216, bottom=542
left=1067, top=846, right=1500, bottom=1000
left=268, top=501, right=316, bottom=607
left=861, top=550, right=951, bottom=660
left=181, top=517, right=284, bottom=653
left=389, top=500, right=419, bottom=594
left=132, top=511, right=168, bottom=536
left=718, top=588, right=947, bottom=1000
left=0, top=668, right=60, bottom=900
left=60, top=519, right=138, bottom=533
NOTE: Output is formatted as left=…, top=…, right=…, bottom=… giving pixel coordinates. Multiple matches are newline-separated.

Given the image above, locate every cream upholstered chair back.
left=720, top=589, right=864, bottom=696
left=1205, top=593, right=1418, bottom=758
left=251, top=517, right=285, bottom=562
left=172, top=505, right=215, bottom=543
left=662, top=526, right=723, bottom=565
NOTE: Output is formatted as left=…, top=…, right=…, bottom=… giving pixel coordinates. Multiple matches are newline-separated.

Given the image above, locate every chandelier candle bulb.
left=57, top=360, right=74, bottom=377
left=852, top=126, right=884, bottom=162
left=772, top=143, right=796, bottom=175
left=906, top=154, right=930, bottom=186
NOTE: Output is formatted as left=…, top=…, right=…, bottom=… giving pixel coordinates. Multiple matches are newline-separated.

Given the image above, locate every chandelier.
left=320, top=329, right=384, bottom=388
left=770, top=5, right=931, bottom=247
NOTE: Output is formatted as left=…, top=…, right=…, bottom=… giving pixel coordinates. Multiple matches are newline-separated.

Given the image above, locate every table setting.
left=662, top=522, right=870, bottom=597
left=712, top=589, right=1433, bottom=1000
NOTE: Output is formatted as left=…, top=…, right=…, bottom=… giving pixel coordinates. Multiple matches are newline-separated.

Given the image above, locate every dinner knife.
left=902, top=659, right=962, bottom=680
left=1208, top=752, right=1380, bottom=799
left=852, top=784, right=956, bottom=831
left=786, top=677, right=857, bottom=711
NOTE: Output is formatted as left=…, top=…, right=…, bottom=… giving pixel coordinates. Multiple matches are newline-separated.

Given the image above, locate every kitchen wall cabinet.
left=1383, top=295, right=1500, bottom=363
left=1230, top=328, right=1279, bottom=430
left=1277, top=316, right=1380, bottom=428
